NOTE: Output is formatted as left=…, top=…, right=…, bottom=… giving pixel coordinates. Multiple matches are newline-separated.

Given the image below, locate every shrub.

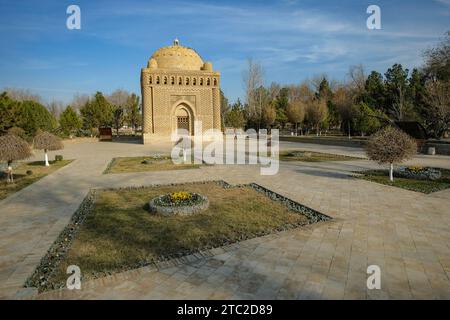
left=366, top=126, right=417, bottom=181
left=55, top=155, right=63, bottom=161
left=7, top=127, right=27, bottom=140
left=34, top=132, right=64, bottom=151
left=0, top=134, right=32, bottom=183
left=33, top=132, right=64, bottom=166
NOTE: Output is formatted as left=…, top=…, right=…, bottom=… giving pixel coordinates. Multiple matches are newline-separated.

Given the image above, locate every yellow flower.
left=407, top=166, right=423, bottom=172
left=169, top=191, right=192, bottom=202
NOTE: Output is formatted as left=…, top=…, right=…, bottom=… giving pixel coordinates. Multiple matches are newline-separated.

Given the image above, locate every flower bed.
left=279, top=150, right=361, bottom=162
left=356, top=168, right=450, bottom=194
left=395, top=166, right=442, bottom=181
left=149, top=191, right=209, bottom=215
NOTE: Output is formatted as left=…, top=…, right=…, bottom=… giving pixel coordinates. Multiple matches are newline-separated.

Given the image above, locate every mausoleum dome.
left=149, top=39, right=204, bottom=71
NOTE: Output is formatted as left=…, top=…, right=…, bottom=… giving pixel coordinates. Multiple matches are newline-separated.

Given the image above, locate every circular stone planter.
left=148, top=193, right=209, bottom=216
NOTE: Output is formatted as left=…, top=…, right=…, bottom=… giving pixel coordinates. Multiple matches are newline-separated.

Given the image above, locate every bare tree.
left=286, top=100, right=306, bottom=135
left=422, top=31, right=450, bottom=81
left=366, top=126, right=417, bottom=181
left=310, top=74, right=328, bottom=93
left=48, top=100, right=64, bottom=119
left=348, top=64, right=366, bottom=93
left=298, top=81, right=315, bottom=103
left=243, top=59, right=264, bottom=129
left=70, top=93, right=90, bottom=112
left=333, top=86, right=355, bottom=139
left=107, top=89, right=131, bottom=137
left=3, top=88, right=43, bottom=103
left=268, top=82, right=281, bottom=101
left=107, top=89, right=130, bottom=107
left=424, top=80, right=450, bottom=138
left=306, top=99, right=328, bottom=136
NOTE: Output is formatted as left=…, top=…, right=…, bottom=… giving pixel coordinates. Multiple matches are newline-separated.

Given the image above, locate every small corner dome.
left=202, top=61, right=213, bottom=71
left=147, top=58, right=158, bottom=69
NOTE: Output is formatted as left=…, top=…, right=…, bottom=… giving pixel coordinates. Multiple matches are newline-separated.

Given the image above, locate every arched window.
left=207, top=78, right=211, bottom=86
left=163, top=76, right=168, bottom=85
left=213, top=78, right=217, bottom=86
left=185, top=77, right=190, bottom=85
left=171, top=76, right=175, bottom=85
left=156, top=76, right=160, bottom=84
left=200, top=78, right=204, bottom=86
left=178, top=77, right=182, bottom=85
left=149, top=76, right=153, bottom=84
left=193, top=78, right=197, bottom=86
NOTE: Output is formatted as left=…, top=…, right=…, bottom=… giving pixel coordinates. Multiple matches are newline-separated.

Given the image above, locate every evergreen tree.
left=354, top=103, right=382, bottom=136
left=0, top=92, right=56, bottom=136
left=80, top=92, right=113, bottom=133
left=220, top=89, right=230, bottom=130
left=19, top=100, right=57, bottom=136
left=384, top=64, right=411, bottom=120
left=274, top=87, right=289, bottom=128
left=59, top=106, right=82, bottom=136
left=125, top=93, right=141, bottom=135
left=0, top=92, right=22, bottom=134
left=224, top=99, right=246, bottom=129
left=364, top=71, right=386, bottom=113
left=409, top=68, right=427, bottom=120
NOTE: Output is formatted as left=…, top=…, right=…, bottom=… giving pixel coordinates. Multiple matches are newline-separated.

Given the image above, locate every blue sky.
left=0, top=0, right=449, bottom=105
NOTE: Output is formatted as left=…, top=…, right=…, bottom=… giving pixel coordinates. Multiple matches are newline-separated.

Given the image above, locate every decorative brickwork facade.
left=141, top=39, right=221, bottom=143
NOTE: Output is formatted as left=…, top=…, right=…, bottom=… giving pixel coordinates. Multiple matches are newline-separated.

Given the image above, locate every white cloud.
left=434, top=0, right=450, bottom=6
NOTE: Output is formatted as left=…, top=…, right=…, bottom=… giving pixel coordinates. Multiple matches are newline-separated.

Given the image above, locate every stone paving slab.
left=0, top=139, right=449, bottom=299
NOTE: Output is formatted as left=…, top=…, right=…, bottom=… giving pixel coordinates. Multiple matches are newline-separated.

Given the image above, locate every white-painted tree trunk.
left=44, top=150, right=49, bottom=166
left=6, top=161, right=13, bottom=183
left=389, top=163, right=394, bottom=182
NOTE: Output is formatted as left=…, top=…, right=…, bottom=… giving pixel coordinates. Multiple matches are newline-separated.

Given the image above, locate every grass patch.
left=104, top=156, right=200, bottom=174
left=357, top=169, right=450, bottom=194
left=27, top=181, right=329, bottom=292
left=0, top=160, right=72, bottom=200
left=280, top=150, right=362, bottom=162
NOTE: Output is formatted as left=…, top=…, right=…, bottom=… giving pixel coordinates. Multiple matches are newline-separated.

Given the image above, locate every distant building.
left=140, top=39, right=221, bottom=143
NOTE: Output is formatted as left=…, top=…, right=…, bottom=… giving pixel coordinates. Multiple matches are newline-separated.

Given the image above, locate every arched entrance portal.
left=174, top=104, right=194, bottom=135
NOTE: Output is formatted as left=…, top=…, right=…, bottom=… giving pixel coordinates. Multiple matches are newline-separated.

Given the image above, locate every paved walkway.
left=0, top=138, right=449, bottom=299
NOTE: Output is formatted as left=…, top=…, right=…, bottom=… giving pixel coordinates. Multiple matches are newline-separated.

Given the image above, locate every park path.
left=0, top=139, right=449, bottom=299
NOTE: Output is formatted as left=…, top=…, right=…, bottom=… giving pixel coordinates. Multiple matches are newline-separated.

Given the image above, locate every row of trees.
left=0, top=89, right=142, bottom=139
left=77, top=90, right=141, bottom=136
left=223, top=31, right=449, bottom=139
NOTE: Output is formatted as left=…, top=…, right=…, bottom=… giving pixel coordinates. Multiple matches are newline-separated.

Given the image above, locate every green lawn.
left=357, top=169, right=450, bottom=194
left=280, top=150, right=362, bottom=162
left=104, top=156, right=200, bottom=174
left=28, top=182, right=315, bottom=291
left=0, top=160, right=72, bottom=200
